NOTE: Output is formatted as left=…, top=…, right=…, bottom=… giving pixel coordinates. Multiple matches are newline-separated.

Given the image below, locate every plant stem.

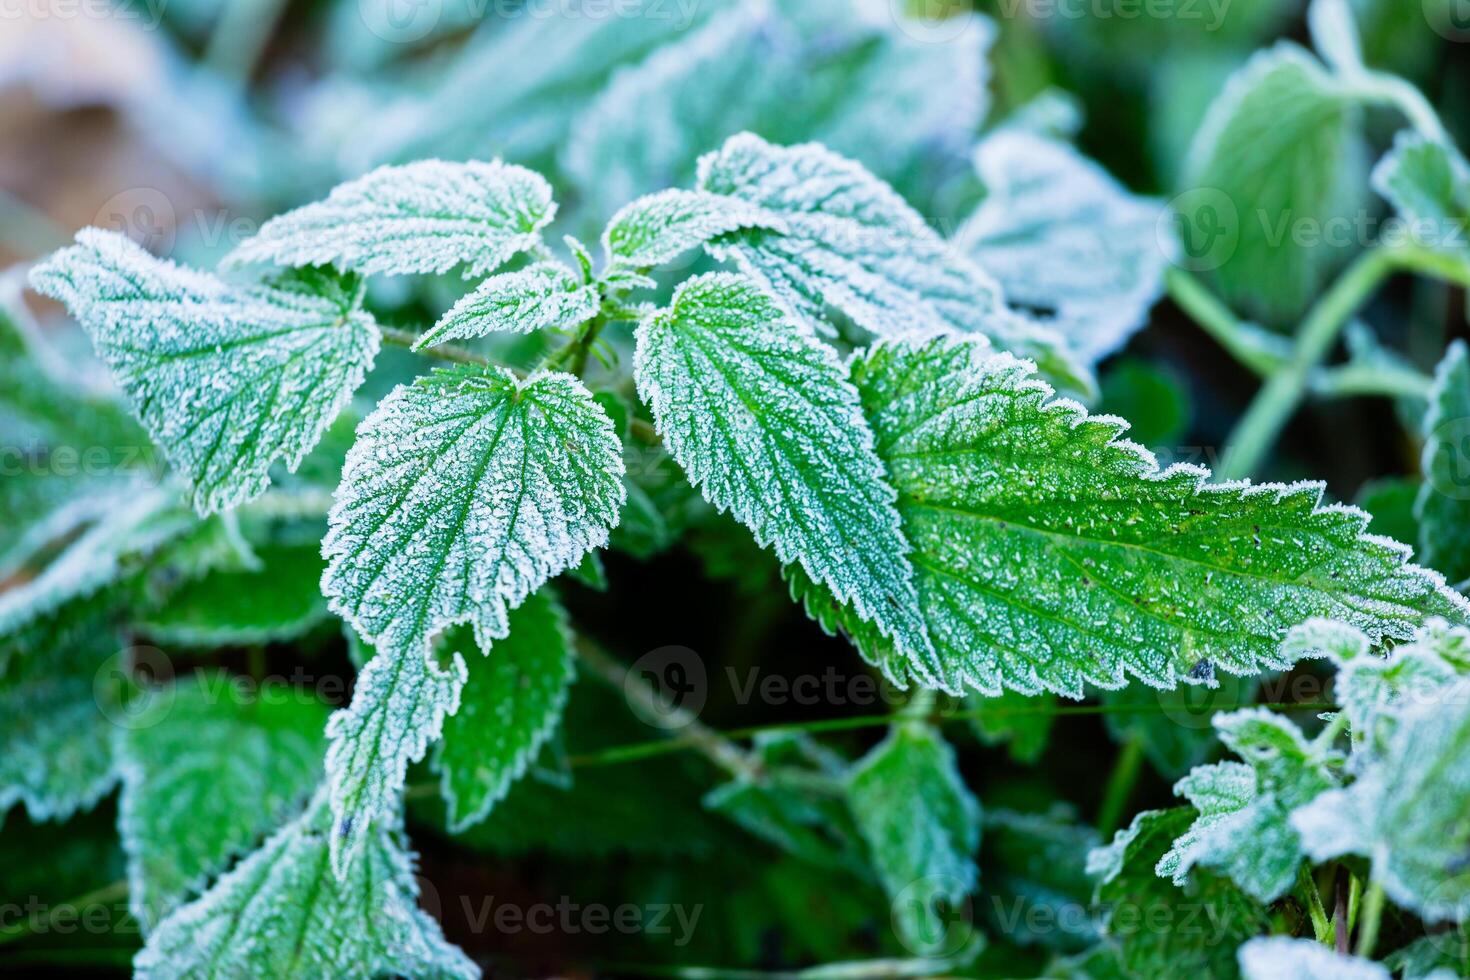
left=1166, top=269, right=1291, bottom=377
left=1355, top=878, right=1387, bottom=959
left=379, top=325, right=492, bottom=368
left=1220, top=249, right=1396, bottom=480
left=1097, top=732, right=1146, bottom=838
left=539, top=312, right=610, bottom=376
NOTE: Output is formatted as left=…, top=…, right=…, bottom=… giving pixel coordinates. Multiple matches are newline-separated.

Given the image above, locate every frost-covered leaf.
left=1239, top=936, right=1388, bottom=980
left=30, top=231, right=380, bottom=515
left=117, top=671, right=328, bottom=927
left=1373, top=132, right=1470, bottom=278
left=1184, top=44, right=1367, bottom=326
left=432, top=590, right=574, bottom=832
left=0, top=595, right=126, bottom=821
left=324, top=638, right=467, bottom=879
left=797, top=335, right=1467, bottom=697
left=1158, top=709, right=1337, bottom=902
left=1292, top=676, right=1470, bottom=923
left=957, top=130, right=1168, bottom=363
left=846, top=724, right=981, bottom=954
left=564, top=1, right=991, bottom=218
left=227, top=160, right=555, bottom=278
left=695, top=133, right=1092, bottom=395
left=602, top=189, right=784, bottom=269
left=414, top=262, right=599, bottom=350
left=323, top=365, right=624, bottom=658
left=635, top=273, right=932, bottom=670
left=1102, top=672, right=1259, bottom=779
left=134, top=790, right=478, bottom=980
left=1088, top=808, right=1267, bottom=979
left=1417, top=341, right=1470, bottom=585
left=132, top=543, right=328, bottom=647
left=0, top=483, right=202, bottom=637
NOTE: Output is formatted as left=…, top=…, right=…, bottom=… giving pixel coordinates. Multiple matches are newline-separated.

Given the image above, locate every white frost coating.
left=1156, top=709, right=1335, bottom=902
left=602, top=189, right=787, bottom=268
left=1306, top=0, right=1365, bottom=77
left=635, top=273, right=935, bottom=674
left=322, top=366, right=625, bottom=657
left=321, top=365, right=624, bottom=873
left=957, top=130, right=1168, bottom=363
left=414, top=262, right=599, bottom=349
left=695, top=133, right=1092, bottom=394
left=29, top=230, right=380, bottom=515
left=803, top=333, right=1469, bottom=698
left=134, top=789, right=479, bottom=980
left=325, top=639, right=467, bottom=878
left=225, top=159, right=556, bottom=278
left=1238, top=937, right=1388, bottom=980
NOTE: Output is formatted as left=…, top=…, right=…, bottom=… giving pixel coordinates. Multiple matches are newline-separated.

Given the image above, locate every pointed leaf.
left=30, top=231, right=380, bottom=515
left=847, top=724, right=981, bottom=954
left=433, top=591, right=575, bottom=832
left=134, top=791, right=478, bottom=979
left=800, top=335, right=1468, bottom=696
left=226, top=160, right=555, bottom=278
left=603, top=189, right=785, bottom=269
left=414, top=262, right=599, bottom=349
left=635, top=273, right=932, bottom=670
left=695, top=133, right=1092, bottom=394
left=1373, top=131, right=1470, bottom=276
left=1417, top=341, right=1470, bottom=585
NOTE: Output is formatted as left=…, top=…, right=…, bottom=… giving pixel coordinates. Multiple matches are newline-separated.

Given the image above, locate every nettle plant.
left=5, top=1, right=1470, bottom=977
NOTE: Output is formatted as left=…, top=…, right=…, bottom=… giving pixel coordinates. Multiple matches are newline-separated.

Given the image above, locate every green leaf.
left=0, top=595, right=126, bottom=821
left=1184, top=43, right=1367, bottom=326
left=602, top=189, right=784, bottom=269
left=1088, top=808, right=1267, bottom=979
left=695, top=133, right=1093, bottom=395
left=636, top=272, right=933, bottom=670
left=432, top=590, right=575, bottom=832
left=324, top=638, right=467, bottom=879
left=958, top=130, right=1168, bottom=363
left=323, top=365, right=625, bottom=658
left=1238, top=936, right=1388, bottom=980
left=132, top=543, right=329, bottom=646
left=846, top=724, right=981, bottom=954
left=226, top=160, right=556, bottom=278
left=803, top=335, right=1468, bottom=697
left=1158, top=709, right=1337, bottom=902
left=321, top=365, right=622, bottom=872
left=117, top=671, right=328, bottom=927
left=134, top=790, right=477, bottom=980
left=1373, top=132, right=1470, bottom=277
left=1417, top=341, right=1470, bottom=585
left=1292, top=675, right=1470, bottom=923
left=414, top=262, right=600, bottom=349
left=30, top=231, right=380, bottom=515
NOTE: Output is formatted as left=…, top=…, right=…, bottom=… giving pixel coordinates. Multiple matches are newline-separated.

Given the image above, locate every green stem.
left=204, top=0, right=290, bottom=87
left=1348, top=71, right=1449, bottom=145
left=1166, top=269, right=1291, bottom=377
left=539, top=312, right=610, bottom=376
left=1355, top=877, right=1387, bottom=959
left=1219, top=249, right=1397, bottom=480
left=1097, top=733, right=1146, bottom=838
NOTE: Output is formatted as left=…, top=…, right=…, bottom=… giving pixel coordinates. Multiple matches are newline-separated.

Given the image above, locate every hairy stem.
left=1354, top=877, right=1387, bottom=958
left=1298, top=862, right=1333, bottom=944
left=379, top=325, right=492, bottom=368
